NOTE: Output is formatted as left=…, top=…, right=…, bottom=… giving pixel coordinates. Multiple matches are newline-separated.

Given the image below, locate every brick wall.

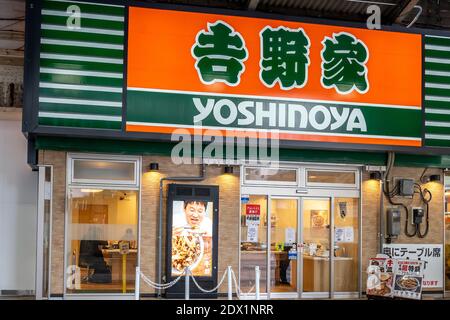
left=39, top=150, right=66, bottom=295
left=140, top=156, right=240, bottom=294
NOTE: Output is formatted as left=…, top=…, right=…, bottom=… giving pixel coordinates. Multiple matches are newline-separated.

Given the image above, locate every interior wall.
left=0, top=116, right=37, bottom=293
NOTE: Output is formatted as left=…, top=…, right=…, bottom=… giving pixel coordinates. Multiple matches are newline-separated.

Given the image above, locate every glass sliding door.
left=302, top=198, right=331, bottom=296
left=240, top=195, right=268, bottom=294
left=240, top=196, right=358, bottom=298
left=333, top=198, right=359, bottom=293
left=269, top=198, right=298, bottom=294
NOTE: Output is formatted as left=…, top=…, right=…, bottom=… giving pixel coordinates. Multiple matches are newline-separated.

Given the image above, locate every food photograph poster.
left=171, top=200, right=213, bottom=277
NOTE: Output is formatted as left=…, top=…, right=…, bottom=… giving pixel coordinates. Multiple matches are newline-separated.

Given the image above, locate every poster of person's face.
left=171, top=200, right=213, bottom=277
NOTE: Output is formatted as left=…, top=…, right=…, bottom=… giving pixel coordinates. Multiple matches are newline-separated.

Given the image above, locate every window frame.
left=305, top=168, right=359, bottom=189
left=243, top=166, right=299, bottom=186
left=68, top=153, right=140, bottom=188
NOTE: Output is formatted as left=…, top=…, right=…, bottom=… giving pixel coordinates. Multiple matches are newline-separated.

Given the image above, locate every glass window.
left=73, top=159, right=136, bottom=184
left=245, top=167, right=297, bottom=184
left=307, top=170, right=356, bottom=185
left=66, top=188, right=138, bottom=294
left=333, top=198, right=359, bottom=293
left=240, top=195, right=268, bottom=293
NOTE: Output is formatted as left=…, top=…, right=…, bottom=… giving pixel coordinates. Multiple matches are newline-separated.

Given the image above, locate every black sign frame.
left=165, top=183, right=219, bottom=298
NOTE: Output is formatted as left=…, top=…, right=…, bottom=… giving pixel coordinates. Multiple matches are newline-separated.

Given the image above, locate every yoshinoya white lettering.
left=193, top=97, right=367, bottom=132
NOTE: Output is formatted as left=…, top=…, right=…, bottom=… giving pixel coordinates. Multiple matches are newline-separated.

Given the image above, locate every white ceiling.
left=0, top=0, right=25, bottom=65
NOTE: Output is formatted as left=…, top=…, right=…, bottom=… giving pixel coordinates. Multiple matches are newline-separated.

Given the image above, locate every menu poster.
left=310, top=210, right=328, bottom=228
left=246, top=204, right=261, bottom=226
left=366, top=258, right=395, bottom=297
left=171, top=200, right=213, bottom=277
left=119, top=241, right=130, bottom=255
left=392, top=260, right=424, bottom=300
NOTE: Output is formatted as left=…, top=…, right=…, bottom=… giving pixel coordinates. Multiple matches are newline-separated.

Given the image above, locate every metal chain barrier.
left=139, top=269, right=185, bottom=290
left=136, top=266, right=260, bottom=300
left=141, top=274, right=180, bottom=289
left=189, top=268, right=228, bottom=293
left=230, top=268, right=255, bottom=299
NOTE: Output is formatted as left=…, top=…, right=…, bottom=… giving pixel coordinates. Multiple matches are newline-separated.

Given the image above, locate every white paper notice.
left=335, top=227, right=354, bottom=242
left=344, top=227, right=354, bottom=242
left=285, top=228, right=296, bottom=244
left=335, top=227, right=345, bottom=242
left=247, top=225, right=258, bottom=243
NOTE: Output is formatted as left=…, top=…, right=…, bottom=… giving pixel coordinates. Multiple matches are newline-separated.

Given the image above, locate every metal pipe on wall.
left=157, top=163, right=206, bottom=297
left=379, top=175, right=385, bottom=252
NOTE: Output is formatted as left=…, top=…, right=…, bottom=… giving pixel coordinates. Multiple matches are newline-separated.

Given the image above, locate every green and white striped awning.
left=38, top=0, right=125, bottom=130
left=424, top=34, right=450, bottom=147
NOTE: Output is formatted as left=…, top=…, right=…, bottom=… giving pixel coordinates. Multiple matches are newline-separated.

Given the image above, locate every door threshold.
left=63, top=294, right=135, bottom=300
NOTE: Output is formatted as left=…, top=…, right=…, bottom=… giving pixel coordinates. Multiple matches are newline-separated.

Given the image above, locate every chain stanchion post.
left=227, top=266, right=232, bottom=300
left=255, top=266, right=260, bottom=300
left=135, top=267, right=140, bottom=300
left=185, top=267, right=190, bottom=300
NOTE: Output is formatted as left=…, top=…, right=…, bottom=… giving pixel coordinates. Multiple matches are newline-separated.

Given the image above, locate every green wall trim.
left=35, top=136, right=450, bottom=168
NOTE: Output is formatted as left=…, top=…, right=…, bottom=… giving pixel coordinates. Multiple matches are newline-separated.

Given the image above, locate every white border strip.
left=126, top=121, right=421, bottom=142
left=425, top=44, right=450, bottom=52
left=40, top=53, right=123, bottom=64
left=40, top=82, right=122, bottom=93
left=425, top=35, right=450, bottom=40
left=425, top=57, right=450, bottom=65
left=425, top=82, right=450, bottom=90
left=425, top=69, right=450, bottom=77
left=41, top=38, right=123, bottom=50
left=425, top=133, right=450, bottom=141
left=425, top=121, right=450, bottom=128
left=40, top=67, right=123, bottom=79
left=39, top=111, right=121, bottom=121
left=39, top=96, right=122, bottom=107
left=425, top=108, right=450, bottom=115
left=127, top=87, right=421, bottom=110
left=41, top=9, right=124, bottom=21
left=42, top=24, right=123, bottom=36
left=46, top=0, right=124, bottom=8
left=425, top=95, right=450, bottom=102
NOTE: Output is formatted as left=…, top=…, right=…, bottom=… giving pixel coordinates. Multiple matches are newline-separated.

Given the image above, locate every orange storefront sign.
left=127, top=7, right=422, bottom=108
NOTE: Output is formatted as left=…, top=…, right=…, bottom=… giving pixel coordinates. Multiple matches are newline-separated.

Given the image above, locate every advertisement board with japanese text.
left=126, top=7, right=422, bottom=148
left=28, top=0, right=450, bottom=150
left=392, top=260, right=424, bottom=300
left=383, top=244, right=443, bottom=289
left=366, top=257, right=395, bottom=298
